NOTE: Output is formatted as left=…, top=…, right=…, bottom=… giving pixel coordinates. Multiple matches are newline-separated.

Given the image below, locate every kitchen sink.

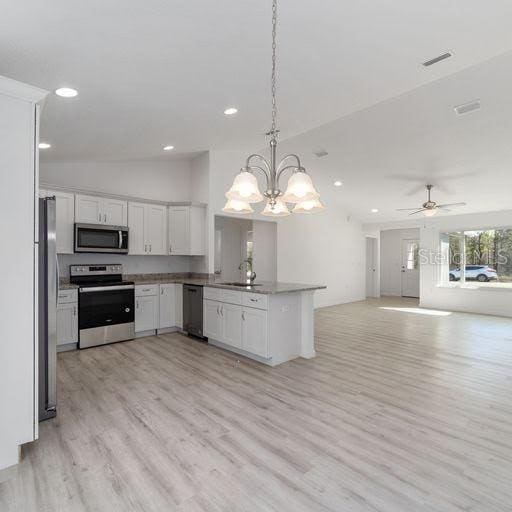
left=220, top=282, right=263, bottom=287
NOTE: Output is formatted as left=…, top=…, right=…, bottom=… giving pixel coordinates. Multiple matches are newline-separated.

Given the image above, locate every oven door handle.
left=119, top=230, right=123, bottom=249
left=79, top=285, right=135, bottom=292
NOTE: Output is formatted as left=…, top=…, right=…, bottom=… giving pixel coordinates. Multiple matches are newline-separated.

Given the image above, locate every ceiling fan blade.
left=408, top=209, right=427, bottom=216
left=396, top=207, right=422, bottom=211
left=436, top=202, right=466, bottom=208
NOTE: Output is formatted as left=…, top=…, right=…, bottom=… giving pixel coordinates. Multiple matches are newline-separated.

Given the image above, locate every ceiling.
left=275, top=50, right=512, bottom=223
left=2, top=0, right=512, bottom=162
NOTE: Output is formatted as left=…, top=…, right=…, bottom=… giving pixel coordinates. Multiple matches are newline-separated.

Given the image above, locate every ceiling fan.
left=397, top=185, right=466, bottom=217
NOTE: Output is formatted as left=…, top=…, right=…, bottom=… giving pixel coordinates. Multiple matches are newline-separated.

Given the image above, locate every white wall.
left=253, top=220, right=277, bottom=282
left=380, top=228, right=420, bottom=296
left=214, top=216, right=250, bottom=282
left=277, top=206, right=366, bottom=308
left=40, top=160, right=192, bottom=202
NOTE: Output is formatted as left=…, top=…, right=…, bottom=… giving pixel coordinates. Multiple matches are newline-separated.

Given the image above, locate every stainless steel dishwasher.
left=183, top=284, right=206, bottom=339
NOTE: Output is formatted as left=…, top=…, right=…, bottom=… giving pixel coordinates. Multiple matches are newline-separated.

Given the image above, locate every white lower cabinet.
left=204, top=294, right=267, bottom=356
left=135, top=286, right=159, bottom=333
left=204, top=299, right=223, bottom=340
left=57, top=290, right=78, bottom=350
left=159, top=284, right=176, bottom=329
left=241, top=307, right=268, bottom=357
left=222, top=303, right=243, bottom=349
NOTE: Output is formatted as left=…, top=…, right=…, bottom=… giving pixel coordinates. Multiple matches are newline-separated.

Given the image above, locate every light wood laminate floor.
left=2, top=297, right=512, bottom=511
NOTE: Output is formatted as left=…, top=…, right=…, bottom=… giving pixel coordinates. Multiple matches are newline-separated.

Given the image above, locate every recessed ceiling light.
left=334, top=181, right=343, bottom=187
left=371, top=208, right=379, bottom=213
left=38, top=142, right=51, bottom=149
left=55, top=87, right=78, bottom=98
left=224, top=107, right=238, bottom=115
left=163, top=145, right=174, bottom=151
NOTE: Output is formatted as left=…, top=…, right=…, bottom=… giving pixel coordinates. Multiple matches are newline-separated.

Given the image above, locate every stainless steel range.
left=70, top=264, right=135, bottom=349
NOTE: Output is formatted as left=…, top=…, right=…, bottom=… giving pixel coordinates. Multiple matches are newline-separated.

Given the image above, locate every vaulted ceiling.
left=2, top=0, right=512, bottom=163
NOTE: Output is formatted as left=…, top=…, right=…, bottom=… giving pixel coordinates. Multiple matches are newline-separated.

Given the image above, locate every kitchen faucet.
left=239, top=259, right=256, bottom=284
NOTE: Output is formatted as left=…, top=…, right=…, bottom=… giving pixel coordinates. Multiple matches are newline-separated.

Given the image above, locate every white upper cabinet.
left=128, top=202, right=146, bottom=255
left=168, top=205, right=205, bottom=255
left=146, top=204, right=167, bottom=255
left=75, top=194, right=127, bottom=226
left=47, top=190, right=74, bottom=254
left=168, top=206, right=188, bottom=254
left=104, top=197, right=128, bottom=226
left=75, top=194, right=102, bottom=224
left=128, top=201, right=167, bottom=255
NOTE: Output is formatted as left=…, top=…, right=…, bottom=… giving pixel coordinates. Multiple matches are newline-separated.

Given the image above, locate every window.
left=443, top=228, right=512, bottom=286
left=405, top=240, right=419, bottom=270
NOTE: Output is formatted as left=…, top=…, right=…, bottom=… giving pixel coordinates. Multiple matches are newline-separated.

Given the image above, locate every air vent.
left=313, top=148, right=328, bottom=158
left=454, top=99, right=481, bottom=116
left=422, top=52, right=452, bottom=67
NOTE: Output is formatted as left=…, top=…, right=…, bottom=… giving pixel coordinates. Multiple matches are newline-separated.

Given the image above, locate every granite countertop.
left=204, top=281, right=326, bottom=295
left=59, top=273, right=325, bottom=295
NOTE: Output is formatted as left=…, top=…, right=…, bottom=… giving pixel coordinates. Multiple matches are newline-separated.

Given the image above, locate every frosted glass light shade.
left=261, top=199, right=290, bottom=217
left=423, top=208, right=438, bottom=217
left=293, top=198, right=325, bottom=213
left=281, top=171, right=319, bottom=203
left=222, top=199, right=253, bottom=214
left=226, top=171, right=263, bottom=203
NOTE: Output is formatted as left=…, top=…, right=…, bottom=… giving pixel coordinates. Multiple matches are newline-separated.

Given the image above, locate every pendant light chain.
left=223, top=0, right=324, bottom=216
left=270, top=0, right=278, bottom=137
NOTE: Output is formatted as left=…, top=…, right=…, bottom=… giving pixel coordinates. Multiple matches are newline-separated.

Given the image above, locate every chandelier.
left=223, top=0, right=324, bottom=217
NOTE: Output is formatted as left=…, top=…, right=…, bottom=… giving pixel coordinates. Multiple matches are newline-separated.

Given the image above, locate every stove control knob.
left=125, top=307, right=130, bottom=313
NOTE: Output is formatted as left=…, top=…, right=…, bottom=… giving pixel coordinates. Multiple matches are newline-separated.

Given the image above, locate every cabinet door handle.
left=149, top=244, right=152, bottom=253
left=136, top=300, right=139, bottom=309
left=73, top=305, right=77, bottom=316
left=144, top=244, right=147, bottom=253
left=250, top=298, right=258, bottom=302
left=103, top=213, right=107, bottom=223
left=217, top=305, right=220, bottom=315
left=169, top=244, right=172, bottom=253
left=242, top=311, right=246, bottom=321
left=98, top=213, right=101, bottom=222
left=220, top=305, right=223, bottom=317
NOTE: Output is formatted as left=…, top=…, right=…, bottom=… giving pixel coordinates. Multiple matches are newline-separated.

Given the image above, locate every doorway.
left=401, top=239, right=420, bottom=298
left=365, top=237, right=378, bottom=297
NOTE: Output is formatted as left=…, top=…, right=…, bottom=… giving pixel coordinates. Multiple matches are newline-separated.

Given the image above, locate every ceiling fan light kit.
left=397, top=184, right=466, bottom=217
left=223, top=0, right=323, bottom=217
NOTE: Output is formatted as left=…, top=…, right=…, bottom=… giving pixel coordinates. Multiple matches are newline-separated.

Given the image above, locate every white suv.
left=449, top=265, right=498, bottom=282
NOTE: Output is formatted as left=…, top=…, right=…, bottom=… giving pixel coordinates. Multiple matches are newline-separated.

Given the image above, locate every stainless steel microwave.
left=74, top=223, right=129, bottom=254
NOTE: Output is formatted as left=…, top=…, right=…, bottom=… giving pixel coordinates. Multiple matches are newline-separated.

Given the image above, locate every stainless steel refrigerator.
left=38, top=196, right=57, bottom=421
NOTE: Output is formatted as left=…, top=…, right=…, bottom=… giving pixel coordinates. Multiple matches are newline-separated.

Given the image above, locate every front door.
left=401, top=239, right=420, bottom=298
